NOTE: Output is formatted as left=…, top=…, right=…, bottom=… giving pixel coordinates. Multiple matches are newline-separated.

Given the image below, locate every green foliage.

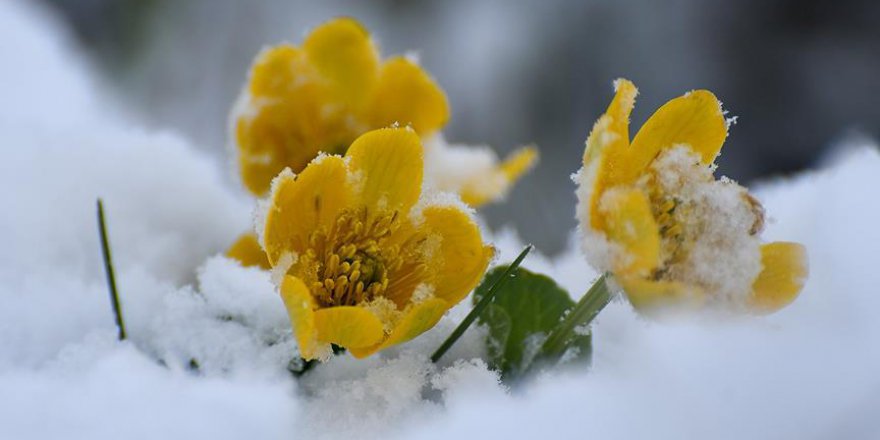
left=474, top=266, right=591, bottom=380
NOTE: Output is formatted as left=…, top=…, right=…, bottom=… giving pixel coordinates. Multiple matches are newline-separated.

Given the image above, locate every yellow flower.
left=576, top=79, right=808, bottom=314
left=261, top=127, right=494, bottom=360
left=230, top=17, right=535, bottom=203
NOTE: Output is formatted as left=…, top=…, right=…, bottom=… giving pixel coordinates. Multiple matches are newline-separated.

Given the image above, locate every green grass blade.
left=97, top=199, right=126, bottom=341
left=430, top=245, right=533, bottom=363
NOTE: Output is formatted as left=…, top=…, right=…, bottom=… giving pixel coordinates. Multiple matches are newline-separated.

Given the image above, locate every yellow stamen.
left=297, top=208, right=428, bottom=308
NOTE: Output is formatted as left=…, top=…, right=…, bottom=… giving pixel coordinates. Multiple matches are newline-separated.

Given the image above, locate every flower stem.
left=97, top=199, right=127, bottom=341
left=430, top=245, right=533, bottom=364
left=540, top=273, right=611, bottom=357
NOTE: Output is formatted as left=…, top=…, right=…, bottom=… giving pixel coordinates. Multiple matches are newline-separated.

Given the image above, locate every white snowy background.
left=3, top=1, right=880, bottom=439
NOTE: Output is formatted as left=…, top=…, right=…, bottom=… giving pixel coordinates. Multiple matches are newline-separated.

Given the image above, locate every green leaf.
left=474, top=266, right=591, bottom=380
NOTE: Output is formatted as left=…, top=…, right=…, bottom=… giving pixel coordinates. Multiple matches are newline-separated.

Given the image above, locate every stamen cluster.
left=303, top=209, right=400, bottom=306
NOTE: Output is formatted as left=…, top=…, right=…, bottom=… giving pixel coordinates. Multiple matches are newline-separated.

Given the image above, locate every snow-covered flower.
left=230, top=17, right=535, bottom=204
left=262, top=127, right=494, bottom=360
left=575, top=79, right=808, bottom=314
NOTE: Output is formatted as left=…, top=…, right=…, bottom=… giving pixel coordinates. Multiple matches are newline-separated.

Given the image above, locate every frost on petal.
left=574, top=163, right=622, bottom=275
left=364, top=296, right=404, bottom=333
left=270, top=252, right=298, bottom=287
left=646, top=147, right=763, bottom=307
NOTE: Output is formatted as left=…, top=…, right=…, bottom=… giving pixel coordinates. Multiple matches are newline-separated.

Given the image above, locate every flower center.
left=306, top=208, right=406, bottom=307
left=648, top=190, right=686, bottom=278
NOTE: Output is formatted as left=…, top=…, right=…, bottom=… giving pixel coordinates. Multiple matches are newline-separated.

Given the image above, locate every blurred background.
left=38, top=0, right=880, bottom=254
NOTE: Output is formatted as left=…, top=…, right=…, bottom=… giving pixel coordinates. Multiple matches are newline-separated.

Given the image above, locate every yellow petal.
left=366, top=56, right=449, bottom=135
left=625, top=89, right=727, bottom=182
left=605, top=79, right=638, bottom=145
left=303, top=17, right=379, bottom=107
left=349, top=298, right=449, bottom=358
left=346, top=127, right=423, bottom=213
left=235, top=90, right=331, bottom=196
left=226, top=233, right=270, bottom=270
left=263, top=156, right=352, bottom=265
left=314, top=306, right=385, bottom=348
left=500, top=145, right=539, bottom=182
left=586, top=79, right=638, bottom=229
left=280, top=276, right=319, bottom=360
left=419, top=205, right=494, bottom=304
left=459, top=146, right=539, bottom=207
left=619, top=276, right=705, bottom=312
left=236, top=41, right=363, bottom=195
left=598, top=188, right=660, bottom=277
left=749, top=242, right=808, bottom=313
left=247, top=45, right=312, bottom=98
left=458, top=187, right=494, bottom=208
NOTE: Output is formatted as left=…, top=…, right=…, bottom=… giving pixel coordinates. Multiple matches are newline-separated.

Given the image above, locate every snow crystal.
left=410, top=283, right=436, bottom=304
left=365, top=296, right=404, bottom=333
left=411, top=187, right=475, bottom=220
left=269, top=251, right=297, bottom=287
left=430, top=358, right=506, bottom=405
left=297, top=352, right=435, bottom=438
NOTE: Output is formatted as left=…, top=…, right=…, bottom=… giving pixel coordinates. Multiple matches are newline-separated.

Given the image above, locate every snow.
left=647, top=145, right=763, bottom=306
left=3, top=1, right=880, bottom=439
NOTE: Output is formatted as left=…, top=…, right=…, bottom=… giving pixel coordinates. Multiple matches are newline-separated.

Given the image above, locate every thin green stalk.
left=430, top=245, right=533, bottom=363
left=97, top=199, right=126, bottom=341
left=540, top=273, right=611, bottom=357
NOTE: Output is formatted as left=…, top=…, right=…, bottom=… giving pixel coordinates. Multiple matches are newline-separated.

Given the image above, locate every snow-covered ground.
left=3, top=1, right=880, bottom=439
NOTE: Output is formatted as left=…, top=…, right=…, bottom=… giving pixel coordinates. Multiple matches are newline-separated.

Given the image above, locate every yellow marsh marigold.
left=575, top=79, right=808, bottom=314
left=262, top=127, right=494, bottom=360
left=230, top=17, right=535, bottom=203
